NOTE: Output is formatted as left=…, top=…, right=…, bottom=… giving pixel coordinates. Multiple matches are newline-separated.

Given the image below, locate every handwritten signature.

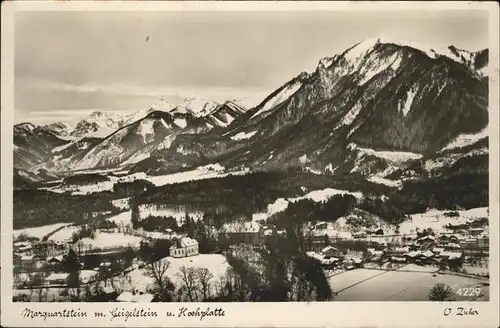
left=444, top=307, right=479, bottom=316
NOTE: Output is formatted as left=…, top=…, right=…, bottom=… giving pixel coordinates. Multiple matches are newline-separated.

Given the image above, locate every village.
left=12, top=197, right=490, bottom=302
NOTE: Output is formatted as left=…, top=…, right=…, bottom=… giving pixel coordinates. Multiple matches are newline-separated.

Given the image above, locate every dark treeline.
left=13, top=190, right=116, bottom=229
left=134, top=171, right=386, bottom=217
left=359, top=172, right=488, bottom=224
left=62, top=174, right=110, bottom=185
left=268, top=194, right=357, bottom=229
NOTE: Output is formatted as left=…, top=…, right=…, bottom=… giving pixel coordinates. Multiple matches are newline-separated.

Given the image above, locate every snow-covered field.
left=424, top=146, right=488, bottom=172
left=48, top=226, right=81, bottom=243
left=146, top=164, right=249, bottom=187
left=111, top=198, right=131, bottom=210
left=349, top=142, right=423, bottom=163
left=257, top=188, right=364, bottom=221
left=13, top=223, right=69, bottom=240
left=330, top=267, right=489, bottom=301
left=398, top=207, right=488, bottom=235
left=79, top=232, right=143, bottom=249
left=124, top=254, right=231, bottom=295
left=106, top=211, right=132, bottom=225
left=367, top=176, right=401, bottom=188
left=230, top=130, right=257, bottom=141
left=441, top=127, right=488, bottom=151
left=40, top=163, right=250, bottom=196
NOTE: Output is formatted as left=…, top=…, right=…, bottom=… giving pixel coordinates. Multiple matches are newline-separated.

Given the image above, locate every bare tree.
left=145, top=258, right=175, bottom=301
left=176, top=266, right=199, bottom=302
left=32, top=273, right=45, bottom=301
left=195, top=267, right=214, bottom=301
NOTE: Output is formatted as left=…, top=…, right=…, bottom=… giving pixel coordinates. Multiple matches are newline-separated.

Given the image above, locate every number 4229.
left=456, top=287, right=482, bottom=297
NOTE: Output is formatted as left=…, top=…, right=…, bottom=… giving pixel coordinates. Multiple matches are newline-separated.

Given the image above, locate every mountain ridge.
left=14, top=37, right=489, bottom=183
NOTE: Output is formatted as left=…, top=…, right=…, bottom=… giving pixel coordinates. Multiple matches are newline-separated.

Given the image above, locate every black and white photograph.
left=1, top=1, right=499, bottom=326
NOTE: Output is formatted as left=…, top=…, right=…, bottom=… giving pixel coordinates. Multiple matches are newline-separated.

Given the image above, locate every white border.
left=1, top=2, right=499, bottom=327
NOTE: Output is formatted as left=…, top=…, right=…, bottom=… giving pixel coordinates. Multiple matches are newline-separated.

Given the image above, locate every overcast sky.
left=15, top=10, right=489, bottom=124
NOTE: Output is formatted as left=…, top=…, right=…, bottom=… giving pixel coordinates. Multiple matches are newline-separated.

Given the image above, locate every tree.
left=428, top=283, right=453, bottom=301
left=32, top=273, right=45, bottom=301
left=61, top=248, right=82, bottom=274
left=13, top=293, right=31, bottom=302
left=176, top=266, right=199, bottom=302
left=122, top=246, right=137, bottom=270
left=145, top=258, right=175, bottom=302
left=195, top=267, right=214, bottom=301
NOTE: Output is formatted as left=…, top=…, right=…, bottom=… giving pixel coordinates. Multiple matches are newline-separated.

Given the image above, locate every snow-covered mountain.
left=70, top=111, right=125, bottom=138
left=62, top=111, right=186, bottom=171
left=136, top=36, right=488, bottom=182
left=42, top=122, right=76, bottom=139
left=14, top=123, right=70, bottom=170
left=14, top=37, right=488, bottom=184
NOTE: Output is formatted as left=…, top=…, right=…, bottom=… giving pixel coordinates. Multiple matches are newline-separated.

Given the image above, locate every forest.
left=134, top=171, right=386, bottom=218
left=13, top=190, right=116, bottom=229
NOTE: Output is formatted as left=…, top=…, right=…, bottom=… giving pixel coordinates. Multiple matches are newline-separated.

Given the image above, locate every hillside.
left=132, top=37, right=488, bottom=180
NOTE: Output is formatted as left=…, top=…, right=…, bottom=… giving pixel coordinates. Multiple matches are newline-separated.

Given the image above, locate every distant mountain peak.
left=16, top=122, right=37, bottom=131
left=90, top=111, right=104, bottom=117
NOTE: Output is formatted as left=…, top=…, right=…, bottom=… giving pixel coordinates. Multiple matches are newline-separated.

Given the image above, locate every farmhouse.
left=321, top=246, right=342, bottom=257
left=169, top=237, right=199, bottom=258
left=437, top=235, right=449, bottom=244
left=440, top=251, right=464, bottom=265
left=45, top=273, right=69, bottom=285
left=469, top=227, right=485, bottom=236
left=416, top=235, right=436, bottom=245
left=116, top=291, right=157, bottom=302
left=20, top=255, right=35, bottom=269
left=478, top=236, right=489, bottom=249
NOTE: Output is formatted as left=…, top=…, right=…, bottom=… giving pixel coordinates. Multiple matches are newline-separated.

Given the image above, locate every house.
left=80, top=270, right=98, bottom=284
left=314, top=222, right=328, bottom=230
left=20, top=255, right=35, bottom=268
left=387, top=246, right=409, bottom=257
left=390, top=256, right=407, bottom=263
left=45, top=273, right=69, bottom=285
left=468, top=217, right=488, bottom=228
left=440, top=251, right=464, bottom=265
left=367, top=248, right=384, bottom=261
left=353, top=232, right=367, bottom=238
left=478, top=236, right=489, bottom=249
left=460, top=238, right=479, bottom=249
left=169, top=237, right=199, bottom=258
left=416, top=235, right=436, bottom=245
left=344, top=256, right=364, bottom=267
left=17, top=244, right=33, bottom=254
left=468, top=228, right=484, bottom=236
left=116, top=291, right=158, bottom=302
left=432, top=247, right=445, bottom=256
left=321, top=246, right=342, bottom=257
left=437, top=235, right=449, bottom=244
left=447, top=222, right=468, bottom=231
left=445, top=242, right=462, bottom=251
left=219, top=221, right=263, bottom=246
